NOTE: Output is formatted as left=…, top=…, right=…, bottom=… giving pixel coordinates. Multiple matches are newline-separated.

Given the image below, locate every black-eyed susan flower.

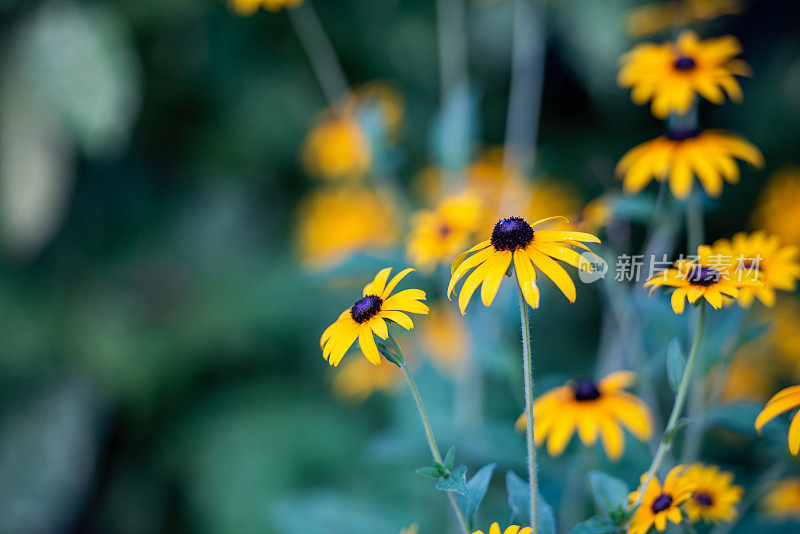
left=644, top=247, right=761, bottom=313
left=320, top=267, right=428, bottom=366
left=229, top=0, right=303, bottom=15
left=752, top=167, right=800, bottom=248
left=448, top=216, right=600, bottom=313
left=628, top=466, right=693, bottom=534
left=618, top=31, right=750, bottom=118
left=616, top=129, right=763, bottom=198
left=296, top=186, right=399, bottom=266
left=755, top=385, right=800, bottom=455
left=760, top=478, right=800, bottom=520
left=627, top=0, right=742, bottom=38
left=473, top=524, right=531, bottom=534
left=302, top=110, right=371, bottom=180
left=406, top=192, right=486, bottom=272
left=682, top=463, right=743, bottom=524
left=515, top=371, right=652, bottom=461
left=331, top=356, right=402, bottom=402
left=707, top=232, right=800, bottom=307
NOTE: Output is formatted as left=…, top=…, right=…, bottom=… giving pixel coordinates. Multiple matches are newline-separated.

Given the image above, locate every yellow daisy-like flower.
left=720, top=350, right=774, bottom=403
left=627, top=0, right=743, bottom=38
left=707, top=232, right=800, bottom=307
left=681, top=463, right=743, bottom=524
left=755, top=385, right=800, bottom=455
left=406, top=192, right=486, bottom=272
left=296, top=186, right=399, bottom=266
left=526, top=181, right=583, bottom=230
left=448, top=216, right=600, bottom=313
left=473, top=524, right=531, bottom=534
left=320, top=267, right=428, bottom=366
left=628, top=466, right=693, bottom=534
left=302, top=111, right=371, bottom=180
left=644, top=246, right=761, bottom=313
left=229, top=0, right=303, bottom=15
left=515, top=371, right=652, bottom=461
left=574, top=195, right=613, bottom=234
left=616, top=129, right=763, bottom=198
left=419, top=303, right=469, bottom=372
left=618, top=31, right=750, bottom=118
left=752, top=167, right=800, bottom=248
left=331, top=356, right=402, bottom=402
left=761, top=478, right=800, bottom=520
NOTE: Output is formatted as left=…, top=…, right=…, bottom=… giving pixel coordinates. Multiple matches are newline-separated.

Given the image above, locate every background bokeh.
left=2, top=0, right=800, bottom=533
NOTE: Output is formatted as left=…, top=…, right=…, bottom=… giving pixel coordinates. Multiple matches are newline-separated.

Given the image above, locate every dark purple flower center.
left=674, top=56, right=696, bottom=70
left=651, top=493, right=674, bottom=514
left=688, top=266, right=720, bottom=286
left=350, top=295, right=383, bottom=323
left=572, top=379, right=602, bottom=401
left=694, top=491, right=714, bottom=507
left=491, top=217, right=534, bottom=251
left=666, top=128, right=701, bottom=141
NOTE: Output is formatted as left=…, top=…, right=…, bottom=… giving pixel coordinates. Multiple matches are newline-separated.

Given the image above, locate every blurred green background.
left=2, top=0, right=800, bottom=533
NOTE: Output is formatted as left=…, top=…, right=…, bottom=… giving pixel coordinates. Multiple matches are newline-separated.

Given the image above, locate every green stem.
left=631, top=304, right=706, bottom=510
left=387, top=333, right=470, bottom=534
left=516, top=282, right=539, bottom=530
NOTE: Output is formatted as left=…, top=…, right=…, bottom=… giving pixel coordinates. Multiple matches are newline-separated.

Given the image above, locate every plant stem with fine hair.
left=516, top=282, right=539, bottom=530
left=631, top=304, right=707, bottom=510
left=387, top=333, right=470, bottom=534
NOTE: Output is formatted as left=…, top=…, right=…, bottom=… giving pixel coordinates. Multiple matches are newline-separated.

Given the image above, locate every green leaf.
left=567, top=516, right=621, bottom=534
left=436, top=465, right=469, bottom=497
left=444, top=445, right=456, bottom=472
left=415, top=465, right=441, bottom=479
left=507, top=470, right=556, bottom=534
left=376, top=343, right=403, bottom=367
left=458, top=463, right=496, bottom=528
left=666, top=338, right=686, bottom=393
left=587, top=471, right=629, bottom=517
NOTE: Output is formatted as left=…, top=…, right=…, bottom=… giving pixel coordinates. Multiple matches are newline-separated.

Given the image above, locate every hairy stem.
left=516, top=282, right=539, bottom=530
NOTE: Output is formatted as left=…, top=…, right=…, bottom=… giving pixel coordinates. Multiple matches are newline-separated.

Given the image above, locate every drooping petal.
left=358, top=325, right=381, bottom=365
left=528, top=248, right=577, bottom=302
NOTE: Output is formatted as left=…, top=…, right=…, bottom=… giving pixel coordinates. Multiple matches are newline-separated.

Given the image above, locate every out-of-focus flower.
left=229, top=0, right=303, bottom=15
left=755, top=384, right=800, bottom=455
left=465, top=147, right=528, bottom=216
left=515, top=371, right=652, bottom=461
left=419, top=303, right=469, bottom=372
left=473, top=524, right=531, bottom=534
left=350, top=81, right=404, bottom=140
left=407, top=191, right=486, bottom=272
left=526, top=181, right=583, bottom=230
left=332, top=355, right=402, bottom=402
left=772, top=298, right=800, bottom=374
left=645, top=246, right=762, bottom=313
left=399, top=524, right=419, bottom=534
left=296, top=186, right=399, bottom=266
left=682, top=463, right=743, bottom=524
left=321, top=267, right=428, bottom=366
left=720, top=350, right=774, bottom=403
left=752, top=167, right=800, bottom=248
left=628, top=466, right=693, bottom=534
left=707, top=232, right=800, bottom=307
left=627, top=0, right=743, bottom=38
left=616, top=129, right=763, bottom=198
left=618, top=31, right=750, bottom=118
left=448, top=216, right=600, bottom=313
left=574, top=195, right=613, bottom=234
left=761, top=478, right=800, bottom=520
left=302, top=111, right=371, bottom=180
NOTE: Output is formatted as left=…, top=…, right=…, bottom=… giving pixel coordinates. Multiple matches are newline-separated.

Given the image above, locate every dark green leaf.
left=415, top=466, right=441, bottom=479
left=507, top=470, right=556, bottom=534
left=567, top=516, right=620, bottom=534
left=444, top=445, right=456, bottom=472
left=666, top=338, right=686, bottom=393
left=436, top=465, right=469, bottom=497
left=587, top=471, right=628, bottom=517
left=458, top=463, right=496, bottom=528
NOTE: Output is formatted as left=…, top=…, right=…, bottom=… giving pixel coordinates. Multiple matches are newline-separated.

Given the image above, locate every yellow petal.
left=358, top=325, right=381, bottom=365
left=364, top=267, right=392, bottom=297
left=528, top=247, right=577, bottom=302
left=382, top=267, right=415, bottom=299
left=450, top=240, right=491, bottom=274
left=480, top=251, right=512, bottom=306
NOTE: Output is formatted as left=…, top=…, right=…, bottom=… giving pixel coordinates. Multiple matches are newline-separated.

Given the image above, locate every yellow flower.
left=351, top=81, right=404, bottom=139
left=419, top=303, right=469, bottom=372
left=448, top=216, right=600, bottom=313
left=627, top=0, right=743, bottom=38
left=296, top=186, right=399, bottom=266
left=707, top=232, right=800, bottom=307
left=628, top=466, right=693, bottom=534
left=720, top=350, right=774, bottom=403
left=618, top=31, right=750, bottom=118
left=644, top=245, right=761, bottom=313
left=229, top=0, right=303, bottom=15
left=681, top=463, right=743, bottom=524
left=771, top=298, right=800, bottom=375
left=473, top=524, right=531, bottom=534
left=616, top=129, right=763, bottom=198
left=755, top=384, right=800, bottom=455
left=302, top=111, right=371, bottom=180
left=332, top=356, right=402, bottom=402
left=407, top=192, right=486, bottom=272
left=526, top=181, right=583, bottom=230
left=515, top=371, right=652, bottom=461
left=752, top=167, right=800, bottom=248
left=574, top=195, right=613, bottom=234
left=399, top=524, right=419, bottom=534
left=320, top=267, right=429, bottom=366
left=761, top=478, right=800, bottom=520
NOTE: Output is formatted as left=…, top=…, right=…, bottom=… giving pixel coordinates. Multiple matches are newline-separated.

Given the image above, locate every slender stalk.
left=287, top=1, right=349, bottom=109
left=631, top=304, right=707, bottom=510
left=387, top=333, right=470, bottom=534
left=516, top=282, right=538, bottom=530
